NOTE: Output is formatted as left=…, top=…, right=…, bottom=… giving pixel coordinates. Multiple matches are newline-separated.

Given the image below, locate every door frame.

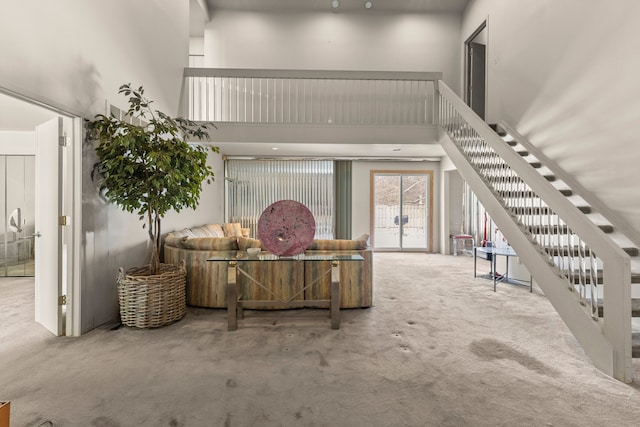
left=1, top=86, right=83, bottom=337
left=369, top=170, right=434, bottom=252
left=464, top=20, right=488, bottom=120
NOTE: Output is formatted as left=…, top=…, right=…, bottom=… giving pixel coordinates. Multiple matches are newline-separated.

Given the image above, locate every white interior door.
left=35, top=117, right=64, bottom=335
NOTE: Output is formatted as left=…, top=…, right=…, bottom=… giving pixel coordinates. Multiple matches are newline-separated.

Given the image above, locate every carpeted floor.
left=2, top=252, right=640, bottom=426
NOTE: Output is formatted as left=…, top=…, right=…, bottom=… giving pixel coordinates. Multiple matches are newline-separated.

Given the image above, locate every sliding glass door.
left=372, top=171, right=432, bottom=251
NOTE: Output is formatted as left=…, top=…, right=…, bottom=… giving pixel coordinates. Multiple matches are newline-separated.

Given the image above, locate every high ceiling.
left=193, top=0, right=464, bottom=159
left=2, top=0, right=465, bottom=160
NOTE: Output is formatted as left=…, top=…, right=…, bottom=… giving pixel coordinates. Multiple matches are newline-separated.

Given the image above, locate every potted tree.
left=88, top=83, right=218, bottom=328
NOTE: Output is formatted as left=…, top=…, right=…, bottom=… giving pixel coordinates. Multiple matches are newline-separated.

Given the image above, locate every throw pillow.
left=355, top=233, right=370, bottom=248
left=190, top=224, right=223, bottom=238
left=223, top=222, right=243, bottom=237
left=166, top=228, right=196, bottom=238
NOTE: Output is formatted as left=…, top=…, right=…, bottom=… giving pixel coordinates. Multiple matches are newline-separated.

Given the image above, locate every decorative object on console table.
left=87, top=83, right=219, bottom=328
left=257, top=200, right=316, bottom=256
left=246, top=247, right=260, bottom=256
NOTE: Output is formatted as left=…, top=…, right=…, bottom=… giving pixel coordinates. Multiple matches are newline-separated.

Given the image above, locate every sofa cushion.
left=164, top=235, right=188, bottom=248
left=309, top=234, right=369, bottom=250
left=167, top=228, right=196, bottom=238
left=238, top=237, right=262, bottom=251
left=223, top=222, right=244, bottom=237
left=181, top=236, right=239, bottom=251
left=190, top=224, right=225, bottom=238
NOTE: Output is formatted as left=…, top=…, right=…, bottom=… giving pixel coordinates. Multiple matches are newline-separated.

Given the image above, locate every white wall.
left=0, top=0, right=190, bottom=116
left=463, top=0, right=640, bottom=238
left=0, top=132, right=35, bottom=155
left=352, top=160, right=441, bottom=252
left=204, top=10, right=463, bottom=89
left=0, top=0, right=228, bottom=332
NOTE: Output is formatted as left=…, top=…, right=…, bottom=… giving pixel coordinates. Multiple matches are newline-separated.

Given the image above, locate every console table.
left=207, top=252, right=364, bottom=331
left=474, top=246, right=532, bottom=292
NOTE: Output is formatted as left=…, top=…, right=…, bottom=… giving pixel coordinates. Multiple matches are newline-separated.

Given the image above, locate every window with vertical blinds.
left=226, top=160, right=334, bottom=239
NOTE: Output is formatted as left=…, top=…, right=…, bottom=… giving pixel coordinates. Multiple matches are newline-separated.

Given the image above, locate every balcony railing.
left=182, top=68, right=441, bottom=125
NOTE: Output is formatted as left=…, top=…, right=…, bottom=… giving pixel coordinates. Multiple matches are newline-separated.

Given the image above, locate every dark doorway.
left=465, top=22, right=487, bottom=120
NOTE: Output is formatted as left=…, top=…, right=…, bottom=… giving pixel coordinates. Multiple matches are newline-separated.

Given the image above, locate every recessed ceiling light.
left=365, top=1, right=373, bottom=9
left=272, top=147, right=279, bottom=150
left=331, top=0, right=340, bottom=8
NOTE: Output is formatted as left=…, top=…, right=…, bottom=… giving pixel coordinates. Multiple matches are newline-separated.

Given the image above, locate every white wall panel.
left=0, top=0, right=190, bottom=116
left=462, top=0, right=640, bottom=239
left=204, top=11, right=462, bottom=90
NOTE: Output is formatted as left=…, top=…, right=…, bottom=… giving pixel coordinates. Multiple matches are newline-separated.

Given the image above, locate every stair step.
left=529, top=161, right=542, bottom=168
left=597, top=299, right=640, bottom=317
left=546, top=246, right=639, bottom=257
left=512, top=205, right=592, bottom=215
left=503, top=138, right=536, bottom=161
left=489, top=124, right=507, bottom=136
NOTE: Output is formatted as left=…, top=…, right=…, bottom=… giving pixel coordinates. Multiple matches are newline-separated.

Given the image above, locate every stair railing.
left=436, top=81, right=632, bottom=382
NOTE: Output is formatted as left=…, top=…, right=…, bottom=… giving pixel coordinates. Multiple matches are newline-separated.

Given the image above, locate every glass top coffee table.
left=208, top=252, right=364, bottom=331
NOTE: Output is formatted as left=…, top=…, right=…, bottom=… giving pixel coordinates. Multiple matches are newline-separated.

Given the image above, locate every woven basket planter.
left=117, top=261, right=186, bottom=328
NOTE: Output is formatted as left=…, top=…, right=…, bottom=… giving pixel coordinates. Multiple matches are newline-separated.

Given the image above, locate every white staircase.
left=437, top=81, right=637, bottom=382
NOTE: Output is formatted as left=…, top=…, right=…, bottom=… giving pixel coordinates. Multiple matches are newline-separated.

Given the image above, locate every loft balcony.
left=180, top=68, right=442, bottom=148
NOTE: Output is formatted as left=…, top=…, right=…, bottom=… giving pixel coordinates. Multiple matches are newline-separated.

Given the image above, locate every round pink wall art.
left=257, top=200, right=316, bottom=256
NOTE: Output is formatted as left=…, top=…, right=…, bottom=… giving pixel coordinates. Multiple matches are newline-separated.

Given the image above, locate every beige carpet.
left=2, top=253, right=640, bottom=426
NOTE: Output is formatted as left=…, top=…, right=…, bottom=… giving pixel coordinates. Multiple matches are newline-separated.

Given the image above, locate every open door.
left=465, top=21, right=487, bottom=120
left=34, top=117, right=68, bottom=336
left=468, top=42, right=486, bottom=119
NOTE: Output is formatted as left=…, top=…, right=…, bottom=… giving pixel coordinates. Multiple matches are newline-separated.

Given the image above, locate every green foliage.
left=87, top=84, right=219, bottom=273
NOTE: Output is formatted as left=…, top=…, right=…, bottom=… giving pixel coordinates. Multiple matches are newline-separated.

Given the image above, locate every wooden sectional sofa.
left=163, top=223, right=373, bottom=309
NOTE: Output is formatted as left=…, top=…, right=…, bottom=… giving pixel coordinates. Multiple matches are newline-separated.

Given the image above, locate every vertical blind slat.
left=226, top=160, right=334, bottom=239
